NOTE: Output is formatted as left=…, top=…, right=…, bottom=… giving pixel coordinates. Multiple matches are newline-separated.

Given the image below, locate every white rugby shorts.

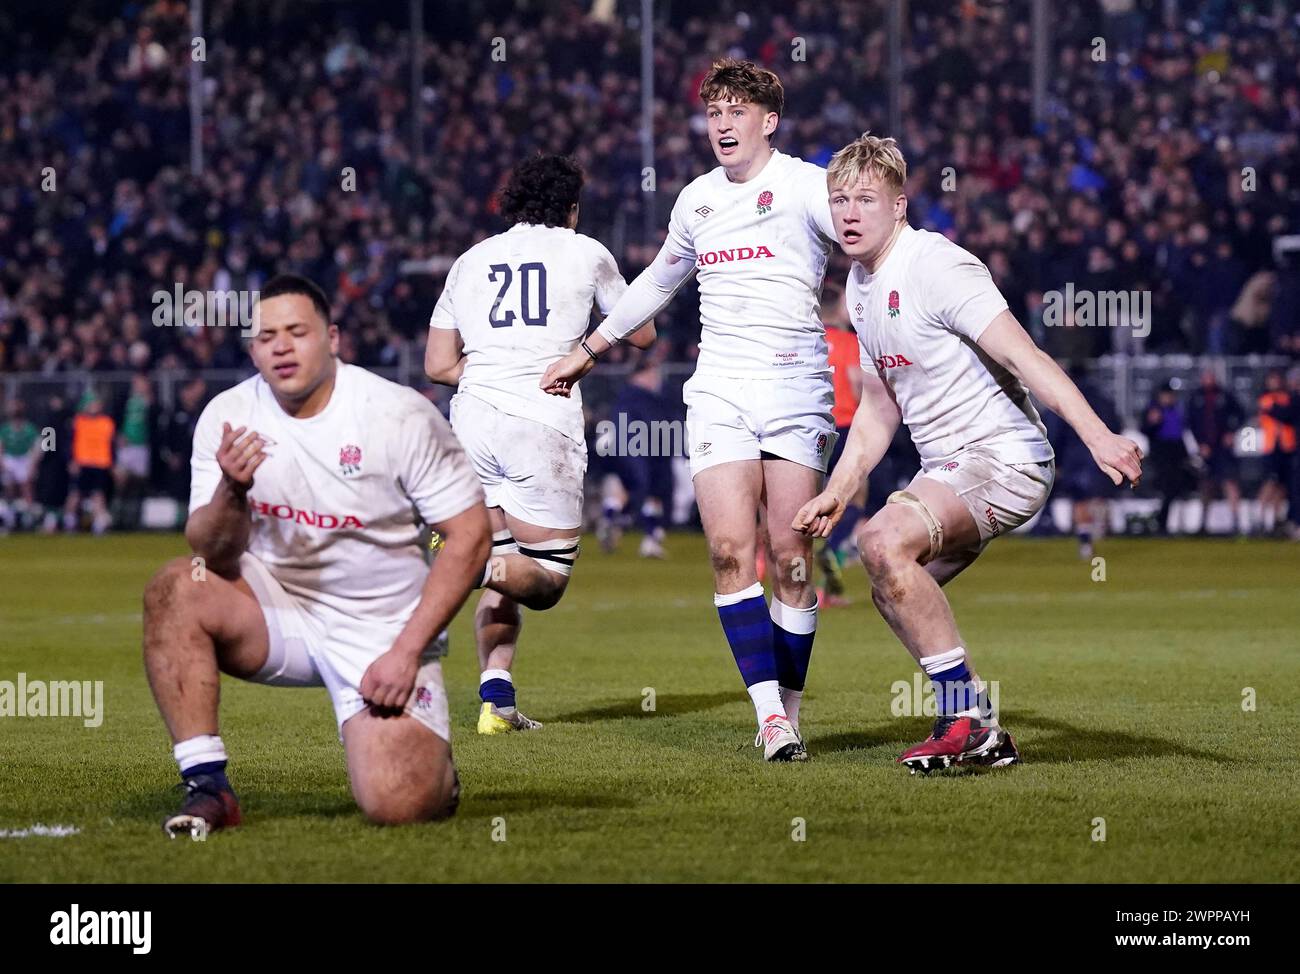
left=449, top=391, right=586, bottom=530
left=237, top=552, right=452, bottom=742
left=919, top=447, right=1055, bottom=545
left=683, top=372, right=837, bottom=477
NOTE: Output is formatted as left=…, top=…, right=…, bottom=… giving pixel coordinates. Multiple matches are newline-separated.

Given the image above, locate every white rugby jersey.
left=845, top=225, right=1053, bottom=470
left=665, top=148, right=836, bottom=378
left=429, top=223, right=627, bottom=443
left=189, top=362, right=484, bottom=626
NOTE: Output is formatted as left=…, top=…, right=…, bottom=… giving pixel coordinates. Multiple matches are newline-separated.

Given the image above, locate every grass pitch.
left=1, top=533, right=1297, bottom=883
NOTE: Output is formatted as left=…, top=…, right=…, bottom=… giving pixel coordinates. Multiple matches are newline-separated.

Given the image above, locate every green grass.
left=1, top=533, right=1298, bottom=883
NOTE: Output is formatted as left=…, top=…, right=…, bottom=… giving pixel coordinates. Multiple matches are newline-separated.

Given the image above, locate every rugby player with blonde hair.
left=794, top=134, right=1143, bottom=772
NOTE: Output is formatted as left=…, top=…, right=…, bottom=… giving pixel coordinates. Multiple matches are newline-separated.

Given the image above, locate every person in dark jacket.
left=1142, top=382, right=1193, bottom=535
left=1188, top=369, right=1245, bottom=534
left=597, top=358, right=680, bottom=558
left=155, top=376, right=208, bottom=503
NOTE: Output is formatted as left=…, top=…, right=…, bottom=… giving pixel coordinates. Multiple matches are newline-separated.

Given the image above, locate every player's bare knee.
left=771, top=546, right=814, bottom=597
left=142, top=557, right=203, bottom=627
left=858, top=527, right=906, bottom=581
left=358, top=767, right=457, bottom=825
left=530, top=572, right=569, bottom=610
left=708, top=537, right=749, bottom=581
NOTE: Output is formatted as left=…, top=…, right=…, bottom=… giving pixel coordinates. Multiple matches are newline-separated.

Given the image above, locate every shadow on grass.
left=550, top=691, right=738, bottom=724
left=809, top=720, right=923, bottom=754
left=1010, top=711, right=1234, bottom=766
left=116, top=788, right=359, bottom=825
left=811, top=712, right=1234, bottom=766
left=460, top=789, right=636, bottom=815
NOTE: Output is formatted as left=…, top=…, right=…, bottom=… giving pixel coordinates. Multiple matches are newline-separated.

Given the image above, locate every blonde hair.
left=827, top=132, right=907, bottom=195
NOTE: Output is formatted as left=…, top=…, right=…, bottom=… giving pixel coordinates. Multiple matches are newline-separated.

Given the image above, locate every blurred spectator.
left=1188, top=369, right=1246, bottom=535
left=34, top=395, right=72, bottom=533
left=156, top=376, right=208, bottom=503
left=1257, top=368, right=1298, bottom=535
left=1229, top=271, right=1277, bottom=354
left=0, top=398, right=41, bottom=530
left=1142, top=383, right=1194, bottom=535
left=114, top=373, right=155, bottom=528
left=596, top=356, right=678, bottom=558
left=66, top=391, right=116, bottom=534
left=1, top=0, right=1297, bottom=538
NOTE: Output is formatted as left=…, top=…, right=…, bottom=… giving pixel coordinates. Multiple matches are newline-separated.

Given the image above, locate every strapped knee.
left=886, top=490, right=943, bottom=564
left=517, top=536, right=581, bottom=577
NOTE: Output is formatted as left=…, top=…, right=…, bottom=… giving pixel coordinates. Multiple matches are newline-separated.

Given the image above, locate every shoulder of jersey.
left=913, top=226, right=983, bottom=271
left=677, top=168, right=724, bottom=203
left=459, top=233, right=508, bottom=260
left=207, top=372, right=262, bottom=410
left=346, top=362, right=417, bottom=403
left=356, top=367, right=447, bottom=431
left=572, top=230, right=613, bottom=256
left=786, top=153, right=827, bottom=178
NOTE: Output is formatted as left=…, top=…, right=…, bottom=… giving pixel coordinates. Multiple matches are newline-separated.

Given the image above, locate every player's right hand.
left=1087, top=430, right=1143, bottom=488
left=217, top=422, right=267, bottom=494
left=539, top=348, right=596, bottom=398
left=792, top=490, right=846, bottom=538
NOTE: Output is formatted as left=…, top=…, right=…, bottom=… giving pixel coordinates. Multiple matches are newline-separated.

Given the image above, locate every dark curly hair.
left=499, top=154, right=584, bottom=228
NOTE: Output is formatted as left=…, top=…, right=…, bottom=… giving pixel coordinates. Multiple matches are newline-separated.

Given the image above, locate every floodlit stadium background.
left=1, top=0, right=1298, bottom=539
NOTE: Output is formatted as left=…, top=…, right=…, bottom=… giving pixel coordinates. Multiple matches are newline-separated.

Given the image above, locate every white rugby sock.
left=780, top=687, right=803, bottom=728
left=173, top=734, right=227, bottom=775
left=747, top=679, right=786, bottom=724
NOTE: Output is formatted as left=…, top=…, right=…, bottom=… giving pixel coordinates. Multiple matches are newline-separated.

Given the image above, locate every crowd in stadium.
left=1, top=0, right=1298, bottom=536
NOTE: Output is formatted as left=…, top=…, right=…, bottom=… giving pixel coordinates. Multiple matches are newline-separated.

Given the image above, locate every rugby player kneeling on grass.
left=142, top=274, right=490, bottom=835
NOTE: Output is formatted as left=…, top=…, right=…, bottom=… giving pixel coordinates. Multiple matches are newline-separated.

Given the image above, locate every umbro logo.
left=854, top=302, right=864, bottom=316
left=695, top=205, right=713, bottom=218
left=694, top=441, right=712, bottom=454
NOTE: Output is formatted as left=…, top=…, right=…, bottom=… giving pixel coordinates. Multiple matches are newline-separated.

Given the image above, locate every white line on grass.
left=0, top=823, right=81, bottom=838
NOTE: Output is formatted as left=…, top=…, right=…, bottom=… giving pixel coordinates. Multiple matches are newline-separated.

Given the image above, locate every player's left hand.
left=539, top=348, right=595, bottom=398
left=1088, top=431, right=1144, bottom=488
left=360, top=649, right=420, bottom=712
left=792, top=490, right=846, bottom=538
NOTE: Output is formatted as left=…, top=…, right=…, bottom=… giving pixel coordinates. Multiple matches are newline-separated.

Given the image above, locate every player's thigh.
left=760, top=454, right=823, bottom=571
left=695, top=459, right=764, bottom=555
left=906, top=473, right=983, bottom=550
left=857, top=473, right=981, bottom=571
left=143, top=556, right=270, bottom=677
left=921, top=544, right=984, bottom=588
left=501, top=508, right=580, bottom=593
left=502, top=511, right=581, bottom=546
left=855, top=500, right=939, bottom=573
left=342, top=710, right=457, bottom=824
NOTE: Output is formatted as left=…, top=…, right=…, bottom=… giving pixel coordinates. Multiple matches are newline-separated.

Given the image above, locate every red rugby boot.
left=898, top=715, right=1018, bottom=774
left=163, top=773, right=242, bottom=838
